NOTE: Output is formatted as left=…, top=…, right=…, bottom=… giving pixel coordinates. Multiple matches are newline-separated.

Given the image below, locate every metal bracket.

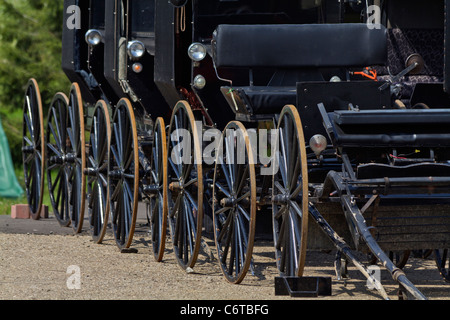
left=275, top=276, right=332, bottom=298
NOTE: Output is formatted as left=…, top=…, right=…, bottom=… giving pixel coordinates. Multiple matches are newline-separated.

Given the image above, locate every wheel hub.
left=109, top=169, right=125, bottom=180
left=22, top=145, right=35, bottom=154
left=272, top=193, right=290, bottom=206
left=220, top=197, right=237, bottom=208
left=49, top=153, right=77, bottom=165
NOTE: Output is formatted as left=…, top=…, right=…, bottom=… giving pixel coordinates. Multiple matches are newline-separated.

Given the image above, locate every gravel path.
left=1, top=215, right=449, bottom=301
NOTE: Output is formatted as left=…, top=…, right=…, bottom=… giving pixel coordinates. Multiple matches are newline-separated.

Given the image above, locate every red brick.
left=11, top=205, right=30, bottom=219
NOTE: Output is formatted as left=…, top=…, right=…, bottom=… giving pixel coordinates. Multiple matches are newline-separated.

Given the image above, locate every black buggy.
left=22, top=0, right=450, bottom=299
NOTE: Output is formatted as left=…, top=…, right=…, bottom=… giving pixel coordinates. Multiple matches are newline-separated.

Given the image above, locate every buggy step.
left=274, top=276, right=332, bottom=298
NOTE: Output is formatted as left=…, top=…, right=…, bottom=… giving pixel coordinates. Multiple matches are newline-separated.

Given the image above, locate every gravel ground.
left=1, top=214, right=450, bottom=302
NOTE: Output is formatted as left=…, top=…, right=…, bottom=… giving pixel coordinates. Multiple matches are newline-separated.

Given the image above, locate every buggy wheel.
left=212, top=121, right=256, bottom=284
left=272, top=105, right=309, bottom=277
left=167, top=101, right=203, bottom=270
left=22, top=79, right=45, bottom=220
left=370, top=250, right=411, bottom=269
left=434, top=249, right=450, bottom=282
left=149, top=117, right=168, bottom=262
left=87, top=100, right=111, bottom=244
left=389, top=251, right=411, bottom=269
left=67, top=83, right=86, bottom=233
left=46, top=93, right=71, bottom=227
left=109, top=98, right=139, bottom=250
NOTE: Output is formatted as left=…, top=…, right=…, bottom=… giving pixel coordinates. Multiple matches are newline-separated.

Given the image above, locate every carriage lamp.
left=127, top=40, right=146, bottom=60
left=132, top=63, right=144, bottom=74
left=309, top=134, right=327, bottom=157
left=193, top=75, right=206, bottom=89
left=188, top=43, right=207, bottom=62
left=85, top=29, right=103, bottom=46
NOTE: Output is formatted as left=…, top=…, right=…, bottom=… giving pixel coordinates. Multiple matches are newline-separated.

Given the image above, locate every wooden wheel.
left=272, top=105, right=309, bottom=277
left=212, top=121, right=256, bottom=284
left=167, top=101, right=203, bottom=270
left=87, top=100, right=111, bottom=244
left=46, top=92, right=71, bottom=227
left=149, top=117, right=168, bottom=262
left=67, top=83, right=86, bottom=233
left=434, top=249, right=450, bottom=283
left=22, top=78, right=45, bottom=220
left=109, top=98, right=139, bottom=250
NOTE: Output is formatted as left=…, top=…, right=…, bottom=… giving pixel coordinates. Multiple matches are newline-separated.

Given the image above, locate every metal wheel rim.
left=23, top=78, right=45, bottom=220
left=272, top=105, right=309, bottom=277
left=212, top=121, right=257, bottom=284
left=87, top=100, right=111, bottom=244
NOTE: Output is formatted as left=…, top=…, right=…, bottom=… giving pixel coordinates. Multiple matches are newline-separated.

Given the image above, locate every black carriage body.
left=62, top=0, right=97, bottom=104
left=189, top=0, right=351, bottom=129
left=86, top=0, right=123, bottom=107
left=62, top=0, right=122, bottom=107
left=103, top=0, right=170, bottom=122
left=303, top=1, right=450, bottom=254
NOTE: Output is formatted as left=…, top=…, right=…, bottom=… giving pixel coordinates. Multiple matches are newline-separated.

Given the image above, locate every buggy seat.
left=212, top=23, right=388, bottom=116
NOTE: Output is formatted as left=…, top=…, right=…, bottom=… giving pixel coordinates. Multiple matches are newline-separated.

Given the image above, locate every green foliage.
left=0, top=0, right=70, bottom=167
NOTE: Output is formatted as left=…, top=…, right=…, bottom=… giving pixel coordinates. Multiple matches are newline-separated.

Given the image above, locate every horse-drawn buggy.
left=21, top=0, right=450, bottom=299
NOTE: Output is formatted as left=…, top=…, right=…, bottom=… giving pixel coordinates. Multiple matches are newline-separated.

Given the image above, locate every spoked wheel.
left=67, top=83, right=86, bottom=233
left=272, top=105, right=309, bottom=277
left=47, top=84, right=86, bottom=231
left=370, top=250, right=411, bottom=269
left=109, top=98, right=139, bottom=250
left=434, top=249, right=450, bottom=282
left=212, top=121, right=257, bottom=284
left=22, top=79, right=45, bottom=220
left=46, top=92, right=71, bottom=227
left=87, top=100, right=111, bottom=244
left=149, top=117, right=168, bottom=262
left=167, top=101, right=203, bottom=270
left=390, top=251, right=411, bottom=269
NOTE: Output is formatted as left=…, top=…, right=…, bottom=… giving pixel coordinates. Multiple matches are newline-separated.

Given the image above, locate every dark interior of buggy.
left=197, top=0, right=448, bottom=110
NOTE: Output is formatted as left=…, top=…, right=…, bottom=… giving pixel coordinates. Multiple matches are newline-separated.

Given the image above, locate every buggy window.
left=130, top=0, right=156, bottom=37
left=90, top=0, right=106, bottom=30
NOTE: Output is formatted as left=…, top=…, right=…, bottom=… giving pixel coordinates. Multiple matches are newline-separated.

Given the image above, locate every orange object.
left=353, top=67, right=378, bottom=81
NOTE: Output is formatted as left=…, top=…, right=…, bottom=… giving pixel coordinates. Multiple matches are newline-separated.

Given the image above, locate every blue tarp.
left=0, top=117, right=23, bottom=198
